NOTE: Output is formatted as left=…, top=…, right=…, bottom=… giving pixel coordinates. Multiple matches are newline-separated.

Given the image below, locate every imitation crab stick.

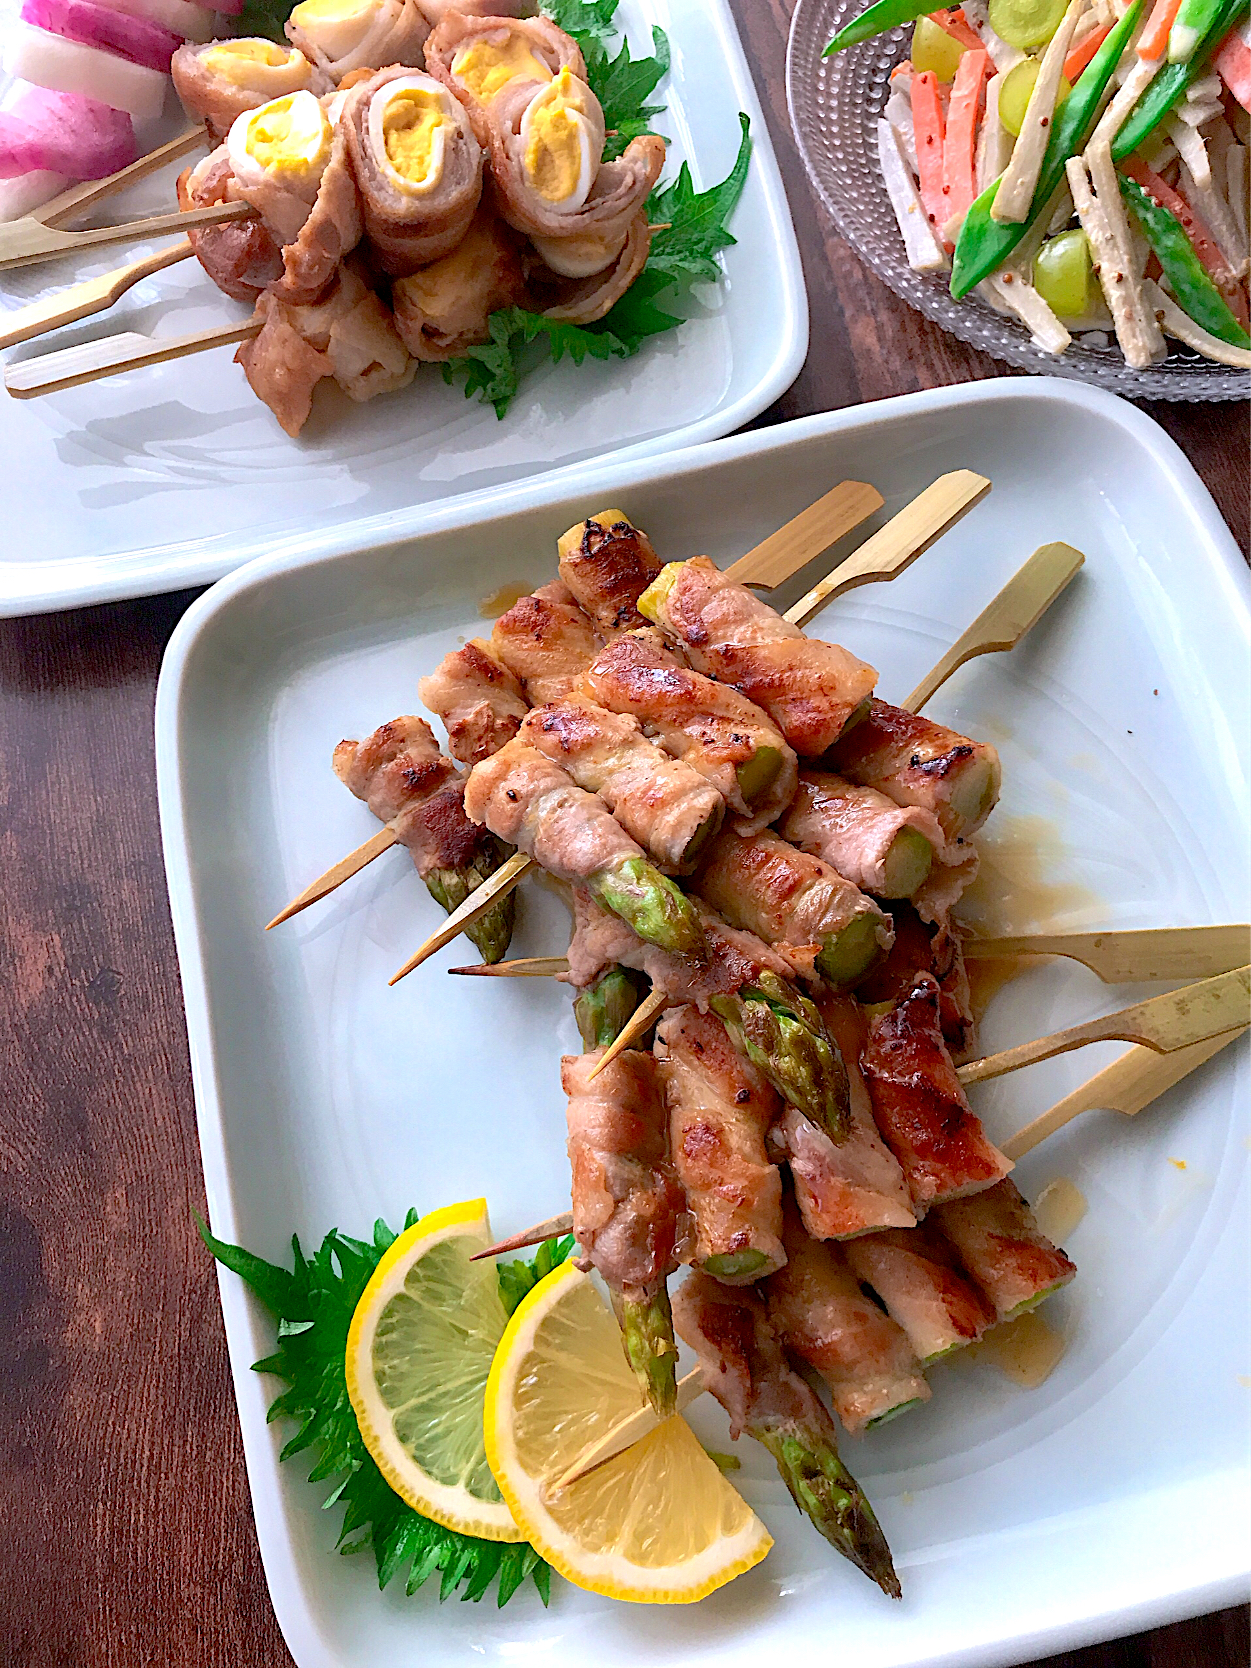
left=929, top=7, right=984, bottom=49
left=1213, top=21, right=1251, bottom=109
left=943, top=47, right=991, bottom=219
left=912, top=70, right=949, bottom=233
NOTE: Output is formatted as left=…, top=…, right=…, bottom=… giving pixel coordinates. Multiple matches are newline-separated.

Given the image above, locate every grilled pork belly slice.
left=843, top=1222, right=997, bottom=1364
left=419, top=639, right=527, bottom=764
left=640, top=555, right=879, bottom=757
left=780, top=770, right=945, bottom=901
left=556, top=508, right=662, bottom=633
left=860, top=973, right=1011, bottom=1211
left=857, top=903, right=975, bottom=1060
left=932, top=1179, right=1076, bottom=1321
left=332, top=713, right=489, bottom=874
left=655, top=1004, right=785, bottom=1282
left=489, top=579, right=599, bottom=706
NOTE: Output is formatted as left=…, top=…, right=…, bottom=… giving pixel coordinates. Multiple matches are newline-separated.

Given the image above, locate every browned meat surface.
left=178, top=152, right=283, bottom=302
left=933, top=1180, right=1077, bottom=1320
left=556, top=509, right=661, bottom=633
left=419, top=640, right=527, bottom=764
left=235, top=291, right=331, bottom=436
left=271, top=124, right=363, bottom=303
left=172, top=39, right=327, bottom=140
left=391, top=209, right=526, bottom=359
left=857, top=904, right=975, bottom=1059
left=780, top=770, right=946, bottom=897
left=423, top=12, right=584, bottom=148
left=490, top=579, right=599, bottom=706
left=526, top=210, right=655, bottom=323
left=843, top=1222, right=997, bottom=1364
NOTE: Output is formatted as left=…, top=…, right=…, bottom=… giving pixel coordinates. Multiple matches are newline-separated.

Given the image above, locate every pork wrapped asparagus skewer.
left=779, top=770, right=940, bottom=900
left=639, top=556, right=879, bottom=757
left=556, top=508, right=662, bottom=633
left=770, top=991, right=915, bottom=1240
left=464, top=738, right=705, bottom=955
left=518, top=697, right=724, bottom=873
left=694, top=826, right=892, bottom=990
left=564, top=968, right=687, bottom=1416
left=827, top=699, right=1002, bottom=848
left=842, top=1222, right=997, bottom=1364
left=333, top=715, right=514, bottom=961
left=489, top=579, right=600, bottom=706
left=654, top=1004, right=785, bottom=1282
left=932, top=1180, right=1076, bottom=1320
left=567, top=886, right=850, bottom=1139
left=764, top=1195, right=930, bottom=1432
left=673, top=1271, right=901, bottom=1597
left=861, top=973, right=1011, bottom=1211
left=418, top=638, right=528, bottom=765
left=858, top=903, right=975, bottom=1059
left=582, top=630, right=799, bottom=834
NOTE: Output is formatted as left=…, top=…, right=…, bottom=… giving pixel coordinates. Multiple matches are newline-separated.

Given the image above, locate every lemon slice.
left=484, top=1260, right=772, bottom=1602
left=346, top=1197, right=523, bottom=1542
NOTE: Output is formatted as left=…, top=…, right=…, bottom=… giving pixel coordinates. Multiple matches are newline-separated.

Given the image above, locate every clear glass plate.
left=785, top=0, right=1251, bottom=401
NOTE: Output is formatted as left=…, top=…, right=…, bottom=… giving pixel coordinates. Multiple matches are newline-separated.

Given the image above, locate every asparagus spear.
left=757, top=1424, right=900, bottom=1597
left=591, top=856, right=706, bottom=957
left=573, top=964, right=646, bottom=1050
left=425, top=834, right=517, bottom=964
left=710, top=971, right=852, bottom=1141
left=613, top=1285, right=679, bottom=1420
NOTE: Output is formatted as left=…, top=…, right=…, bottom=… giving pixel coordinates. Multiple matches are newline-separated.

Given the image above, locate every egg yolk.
left=244, top=90, right=331, bottom=180
left=524, top=68, right=588, bottom=203
left=452, top=34, right=553, bottom=101
left=202, top=38, right=294, bottom=82
left=381, top=87, right=455, bottom=185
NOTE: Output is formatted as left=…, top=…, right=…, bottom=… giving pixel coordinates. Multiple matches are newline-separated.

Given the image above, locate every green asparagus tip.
left=425, top=851, right=517, bottom=965
left=815, top=912, right=884, bottom=988
left=574, top=966, right=645, bottom=1050
left=735, top=745, right=785, bottom=807
left=679, top=806, right=723, bottom=873
left=592, top=857, right=706, bottom=958
left=621, top=1287, right=679, bottom=1419
left=712, top=972, right=851, bottom=1141
left=759, top=1428, right=901, bottom=1599
left=703, top=1249, right=771, bottom=1281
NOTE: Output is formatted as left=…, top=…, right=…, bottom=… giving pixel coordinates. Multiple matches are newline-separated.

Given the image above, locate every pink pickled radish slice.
left=104, top=0, right=216, bottom=44
left=3, top=21, right=169, bottom=121
left=22, top=0, right=181, bottom=71
left=0, top=82, right=136, bottom=179
left=0, top=167, right=70, bottom=219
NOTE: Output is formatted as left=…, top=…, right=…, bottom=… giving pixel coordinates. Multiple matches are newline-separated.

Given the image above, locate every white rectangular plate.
left=156, top=376, right=1250, bottom=1668
left=0, top=0, right=806, bottom=617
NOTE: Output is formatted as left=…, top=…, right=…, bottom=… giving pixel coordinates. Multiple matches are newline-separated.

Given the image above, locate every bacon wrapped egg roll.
left=332, top=714, right=514, bottom=961
left=563, top=979, right=687, bottom=1416
left=419, top=638, right=527, bottom=764
left=655, top=1004, right=785, bottom=1283
left=391, top=207, right=525, bottom=358
left=842, top=1223, right=997, bottom=1365
left=582, top=630, right=799, bottom=836
left=694, top=827, right=892, bottom=990
left=525, top=209, right=654, bottom=324
left=639, top=556, right=879, bottom=757
left=284, top=0, right=429, bottom=83
left=764, top=1197, right=930, bottom=1432
left=236, top=260, right=413, bottom=434
left=780, top=770, right=941, bottom=901
left=769, top=991, right=914, bottom=1240
left=861, top=973, right=1011, bottom=1211
left=341, top=66, right=482, bottom=275
left=464, top=737, right=705, bottom=955
left=826, top=699, right=1002, bottom=848
left=673, top=1271, right=900, bottom=1597
left=517, top=697, right=724, bottom=874
left=489, top=579, right=599, bottom=705
left=424, top=12, right=585, bottom=149
left=556, top=508, right=661, bottom=634
left=177, top=148, right=283, bottom=300
left=932, top=1180, right=1076, bottom=1321
left=172, top=37, right=328, bottom=138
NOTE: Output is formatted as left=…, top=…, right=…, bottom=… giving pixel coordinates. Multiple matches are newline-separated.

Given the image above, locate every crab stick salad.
left=828, top=0, right=1250, bottom=368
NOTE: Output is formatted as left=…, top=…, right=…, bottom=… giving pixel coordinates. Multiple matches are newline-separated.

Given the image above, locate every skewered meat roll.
left=489, top=579, right=599, bottom=705
left=517, top=697, right=724, bottom=874
left=672, top=1271, right=900, bottom=1597
left=418, top=638, right=527, bottom=763
left=177, top=149, right=283, bottom=301
left=932, top=1180, right=1076, bottom=1321
left=769, top=991, right=914, bottom=1240
left=861, top=974, right=1011, bottom=1211
left=639, top=556, right=879, bottom=757
left=826, top=699, right=1002, bottom=848
left=842, top=1222, right=997, bottom=1365
left=654, top=1004, right=785, bottom=1283
left=694, top=827, right=892, bottom=990
left=556, top=508, right=661, bottom=634
left=341, top=66, right=482, bottom=275
left=236, top=260, right=413, bottom=435
left=424, top=12, right=585, bottom=150
left=172, top=38, right=329, bottom=140
left=582, top=630, right=799, bottom=836
left=332, top=714, right=514, bottom=961
left=391, top=206, right=525, bottom=358
left=858, top=904, right=975, bottom=1059
left=525, top=209, right=653, bottom=324
left=780, top=771, right=940, bottom=902
left=563, top=987, right=688, bottom=1417
left=285, top=0, right=430, bottom=83
left=464, top=738, right=705, bottom=955
left=764, top=1197, right=930, bottom=1432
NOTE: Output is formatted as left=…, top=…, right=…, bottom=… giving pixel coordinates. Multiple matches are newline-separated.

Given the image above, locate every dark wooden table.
left=0, top=6, right=1247, bottom=1660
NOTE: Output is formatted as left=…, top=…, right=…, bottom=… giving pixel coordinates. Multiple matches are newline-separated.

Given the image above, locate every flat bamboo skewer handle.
left=6, top=314, right=261, bottom=398
left=784, top=469, right=992, bottom=627
left=388, top=851, right=532, bottom=984
left=723, top=480, right=883, bottom=588
left=32, top=126, right=209, bottom=228
left=0, top=199, right=251, bottom=271
left=904, top=540, right=1084, bottom=713
left=0, top=237, right=196, bottom=351
left=964, top=925, right=1251, bottom=984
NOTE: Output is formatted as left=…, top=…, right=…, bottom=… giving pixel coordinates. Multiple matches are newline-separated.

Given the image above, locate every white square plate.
left=0, top=0, right=806, bottom=617
left=156, top=376, right=1250, bottom=1668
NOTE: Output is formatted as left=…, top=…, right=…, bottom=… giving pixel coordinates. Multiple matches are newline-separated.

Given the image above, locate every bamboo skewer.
left=266, top=826, right=401, bottom=931
left=469, top=1211, right=576, bottom=1261
left=584, top=987, right=668, bottom=1081
left=6, top=314, right=260, bottom=398
left=387, top=851, right=531, bottom=984
left=31, top=126, right=209, bottom=228
left=0, top=238, right=196, bottom=351
left=963, top=925, right=1251, bottom=984
left=903, top=540, right=1084, bottom=713
left=449, top=955, right=570, bottom=977
left=783, top=469, right=992, bottom=628
left=723, top=480, right=884, bottom=589
left=0, top=198, right=251, bottom=272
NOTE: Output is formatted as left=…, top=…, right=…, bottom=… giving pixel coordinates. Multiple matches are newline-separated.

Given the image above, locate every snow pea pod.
left=950, top=0, right=1143, bottom=297
left=1111, top=0, right=1245, bottom=158
left=1167, top=0, right=1227, bottom=62
left=824, top=0, right=936, bottom=55
left=1120, top=175, right=1251, bottom=347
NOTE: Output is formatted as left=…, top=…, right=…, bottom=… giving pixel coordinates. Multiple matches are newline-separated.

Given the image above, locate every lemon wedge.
left=484, top=1260, right=772, bottom=1602
left=345, top=1197, right=523, bottom=1542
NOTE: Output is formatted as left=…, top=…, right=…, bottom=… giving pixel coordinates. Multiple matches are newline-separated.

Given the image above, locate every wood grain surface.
left=0, top=7, right=1247, bottom=1658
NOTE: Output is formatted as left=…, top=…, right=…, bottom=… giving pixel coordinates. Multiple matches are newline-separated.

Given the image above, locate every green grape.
left=1033, top=229, right=1097, bottom=319
left=911, top=14, right=967, bottom=80
left=988, top=0, right=1070, bottom=49
left=998, top=55, right=1072, bottom=134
